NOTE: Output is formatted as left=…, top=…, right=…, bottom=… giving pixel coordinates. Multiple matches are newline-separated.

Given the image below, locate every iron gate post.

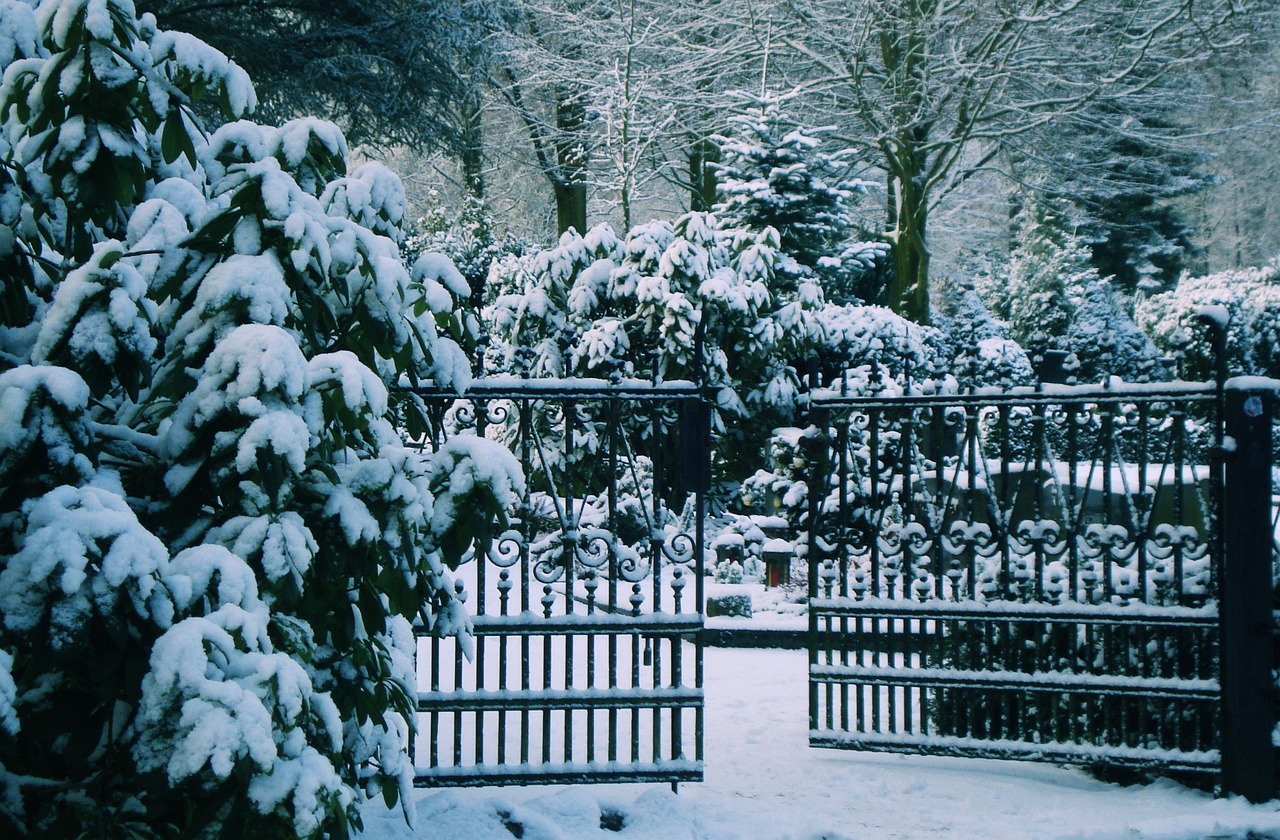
left=1220, top=381, right=1277, bottom=802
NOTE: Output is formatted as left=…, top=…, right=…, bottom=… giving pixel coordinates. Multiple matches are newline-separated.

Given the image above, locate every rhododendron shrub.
left=0, top=2, right=519, bottom=836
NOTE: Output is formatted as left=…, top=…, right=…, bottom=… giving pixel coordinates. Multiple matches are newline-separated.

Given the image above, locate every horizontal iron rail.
left=808, top=733, right=1220, bottom=771
left=415, top=761, right=704, bottom=788
left=398, top=377, right=703, bottom=401
left=810, top=598, right=1219, bottom=628
left=809, top=381, right=1219, bottom=410
left=448, top=613, right=703, bottom=636
left=417, top=686, right=702, bottom=712
left=809, top=664, right=1219, bottom=701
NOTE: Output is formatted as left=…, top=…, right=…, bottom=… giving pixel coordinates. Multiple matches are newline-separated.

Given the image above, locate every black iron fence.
left=806, top=377, right=1277, bottom=800
left=406, top=378, right=707, bottom=787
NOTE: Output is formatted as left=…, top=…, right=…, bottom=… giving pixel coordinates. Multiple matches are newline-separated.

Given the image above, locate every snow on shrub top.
left=1137, top=264, right=1280, bottom=380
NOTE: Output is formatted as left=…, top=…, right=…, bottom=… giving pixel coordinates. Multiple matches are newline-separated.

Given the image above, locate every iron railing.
left=406, top=378, right=707, bottom=787
left=806, top=380, right=1229, bottom=770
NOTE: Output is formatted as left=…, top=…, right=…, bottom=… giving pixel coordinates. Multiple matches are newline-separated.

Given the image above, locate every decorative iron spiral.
left=487, top=530, right=525, bottom=569
left=663, top=531, right=696, bottom=566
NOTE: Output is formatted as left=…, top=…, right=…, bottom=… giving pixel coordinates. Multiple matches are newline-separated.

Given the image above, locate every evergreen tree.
left=712, top=92, right=883, bottom=302
left=1022, top=98, right=1209, bottom=297
left=977, top=192, right=1096, bottom=350
left=486, top=213, right=946, bottom=487
left=1136, top=264, right=1280, bottom=380
left=140, top=0, right=489, bottom=153
left=0, top=3, right=519, bottom=835
left=1065, top=281, right=1161, bottom=383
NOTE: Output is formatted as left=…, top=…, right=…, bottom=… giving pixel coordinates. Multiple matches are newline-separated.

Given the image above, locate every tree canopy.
left=140, top=0, right=489, bottom=152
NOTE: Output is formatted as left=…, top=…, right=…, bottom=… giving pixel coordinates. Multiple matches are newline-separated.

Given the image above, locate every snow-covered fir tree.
left=1024, top=96, right=1209, bottom=297
left=0, top=2, right=520, bottom=836
left=712, top=91, right=883, bottom=303
left=933, top=280, right=1036, bottom=389
left=1065, top=281, right=1161, bottom=383
left=977, top=192, right=1096, bottom=350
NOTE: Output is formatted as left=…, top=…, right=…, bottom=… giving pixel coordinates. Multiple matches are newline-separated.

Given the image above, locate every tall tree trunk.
left=554, top=92, right=588, bottom=235
left=687, top=138, right=719, bottom=213
left=879, top=7, right=934, bottom=325
left=459, top=88, right=486, bottom=202
left=886, top=164, right=931, bottom=324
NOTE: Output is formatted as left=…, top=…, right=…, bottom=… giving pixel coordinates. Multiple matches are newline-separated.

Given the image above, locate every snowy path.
left=364, top=646, right=1280, bottom=839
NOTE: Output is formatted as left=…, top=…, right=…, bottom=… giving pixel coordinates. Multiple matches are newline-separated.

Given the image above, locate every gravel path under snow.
left=363, top=646, right=1280, bottom=839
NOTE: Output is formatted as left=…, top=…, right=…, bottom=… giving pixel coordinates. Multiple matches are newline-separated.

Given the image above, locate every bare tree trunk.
left=459, top=88, right=486, bottom=202
left=497, top=67, right=589, bottom=237
left=687, top=138, right=718, bottom=213
left=886, top=164, right=931, bottom=324
left=554, top=92, right=588, bottom=234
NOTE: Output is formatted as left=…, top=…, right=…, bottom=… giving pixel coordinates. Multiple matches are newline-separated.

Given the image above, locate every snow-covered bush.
left=1136, top=264, right=1280, bottom=380
left=967, top=338, right=1038, bottom=388
left=405, top=192, right=530, bottom=313
left=0, top=3, right=517, bottom=836
left=816, top=304, right=949, bottom=388
left=486, top=213, right=949, bottom=495
left=486, top=214, right=804, bottom=481
left=484, top=211, right=957, bottom=585
left=933, top=282, right=1038, bottom=389
left=739, top=428, right=810, bottom=522
left=965, top=192, right=1163, bottom=386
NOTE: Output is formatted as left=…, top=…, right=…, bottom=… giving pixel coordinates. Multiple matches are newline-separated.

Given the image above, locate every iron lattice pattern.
left=409, top=379, right=705, bottom=786
left=807, top=383, right=1222, bottom=769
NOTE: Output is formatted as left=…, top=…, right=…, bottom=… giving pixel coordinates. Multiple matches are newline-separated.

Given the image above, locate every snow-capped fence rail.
left=403, top=378, right=708, bottom=788
left=805, top=377, right=1278, bottom=801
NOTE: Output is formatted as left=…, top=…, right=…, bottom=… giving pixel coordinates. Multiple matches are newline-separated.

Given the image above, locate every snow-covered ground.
left=363, top=645, right=1280, bottom=839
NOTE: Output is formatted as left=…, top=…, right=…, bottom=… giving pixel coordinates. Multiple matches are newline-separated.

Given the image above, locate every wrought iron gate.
left=805, top=377, right=1276, bottom=796
left=409, top=378, right=707, bottom=786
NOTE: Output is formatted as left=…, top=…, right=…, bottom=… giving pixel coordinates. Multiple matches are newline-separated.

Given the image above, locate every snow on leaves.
left=1137, top=264, right=1280, bottom=381
left=0, top=364, right=92, bottom=488
left=1, top=485, right=169, bottom=648
left=134, top=598, right=350, bottom=840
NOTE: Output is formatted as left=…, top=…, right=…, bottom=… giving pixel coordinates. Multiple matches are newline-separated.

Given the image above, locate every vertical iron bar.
left=1173, top=411, right=1186, bottom=605
left=695, top=394, right=707, bottom=767
left=520, top=399, right=532, bottom=766
left=870, top=410, right=882, bottom=596
left=838, top=416, right=850, bottom=734
left=1033, top=404, right=1046, bottom=601
left=631, top=632, right=641, bottom=762
left=563, top=401, right=575, bottom=765
left=542, top=630, right=552, bottom=765
left=608, top=401, right=619, bottom=764
left=998, top=405, right=1012, bottom=600
left=1101, top=405, right=1114, bottom=603
left=429, top=634, right=440, bottom=769
left=1067, top=403, right=1081, bottom=603
left=453, top=635, right=463, bottom=768
left=1137, top=402, right=1150, bottom=603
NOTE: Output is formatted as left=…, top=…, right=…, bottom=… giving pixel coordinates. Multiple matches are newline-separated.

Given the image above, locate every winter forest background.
left=2, top=0, right=1280, bottom=837
left=142, top=0, right=1280, bottom=384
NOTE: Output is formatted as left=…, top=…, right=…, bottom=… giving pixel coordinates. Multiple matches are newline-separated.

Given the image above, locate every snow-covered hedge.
left=0, top=2, right=518, bottom=836
left=1136, top=264, right=1280, bottom=380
